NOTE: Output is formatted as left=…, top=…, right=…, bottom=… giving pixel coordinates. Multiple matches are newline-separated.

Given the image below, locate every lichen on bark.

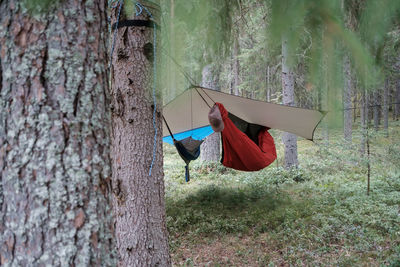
left=0, top=0, right=116, bottom=266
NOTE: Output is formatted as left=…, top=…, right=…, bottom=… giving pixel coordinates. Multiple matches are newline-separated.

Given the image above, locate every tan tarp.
left=163, top=86, right=326, bottom=141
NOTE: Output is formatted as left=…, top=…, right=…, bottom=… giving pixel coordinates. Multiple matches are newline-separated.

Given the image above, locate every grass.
left=163, top=121, right=400, bottom=266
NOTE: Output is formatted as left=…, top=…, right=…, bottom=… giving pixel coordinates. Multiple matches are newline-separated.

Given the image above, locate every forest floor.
left=163, top=121, right=400, bottom=266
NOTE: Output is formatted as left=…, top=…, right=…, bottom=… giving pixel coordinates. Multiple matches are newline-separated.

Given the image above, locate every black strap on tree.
left=112, top=19, right=158, bottom=30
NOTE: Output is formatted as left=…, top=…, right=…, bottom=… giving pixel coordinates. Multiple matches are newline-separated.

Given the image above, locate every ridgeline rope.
left=136, top=3, right=159, bottom=176
left=109, top=0, right=124, bottom=69
left=159, top=46, right=198, bottom=86
left=134, top=1, right=142, bottom=15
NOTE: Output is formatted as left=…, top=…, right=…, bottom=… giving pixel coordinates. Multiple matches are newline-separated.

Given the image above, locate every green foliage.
left=268, top=0, right=400, bottom=128
left=172, top=0, right=235, bottom=61
left=359, top=0, right=400, bottom=52
left=159, top=0, right=240, bottom=103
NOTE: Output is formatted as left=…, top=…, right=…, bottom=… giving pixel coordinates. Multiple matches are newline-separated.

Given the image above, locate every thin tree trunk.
left=353, top=90, right=357, bottom=123
left=391, top=84, right=395, bottom=121
left=343, top=54, right=352, bottom=142
left=281, top=37, right=298, bottom=168
left=230, top=49, right=234, bottom=95
left=360, top=90, right=367, bottom=155
left=233, top=33, right=240, bottom=96
left=322, top=55, right=329, bottom=146
left=383, top=77, right=389, bottom=137
left=0, top=1, right=115, bottom=265
left=367, top=129, right=370, bottom=195
left=395, top=79, right=400, bottom=120
left=266, top=65, right=271, bottom=101
left=367, top=92, right=372, bottom=126
left=200, top=64, right=220, bottom=162
left=373, top=89, right=381, bottom=130
left=110, top=1, right=171, bottom=266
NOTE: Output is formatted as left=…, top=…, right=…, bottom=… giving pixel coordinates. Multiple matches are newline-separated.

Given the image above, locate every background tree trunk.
left=373, top=89, right=381, bottom=130
left=232, top=33, right=240, bottom=96
left=266, top=65, right=271, bottom=101
left=110, top=1, right=171, bottom=266
left=343, top=55, right=352, bottom=142
left=367, top=92, right=372, bottom=126
left=395, top=79, right=400, bottom=120
left=281, top=37, right=298, bottom=168
left=200, top=64, right=220, bottom=162
left=353, top=91, right=358, bottom=123
left=360, top=90, right=367, bottom=155
left=322, top=55, right=330, bottom=147
left=383, top=77, right=389, bottom=137
left=391, top=83, right=395, bottom=121
left=0, top=1, right=115, bottom=266
left=230, top=49, right=234, bottom=95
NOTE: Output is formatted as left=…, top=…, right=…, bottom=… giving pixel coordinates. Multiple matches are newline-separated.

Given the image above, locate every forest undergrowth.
left=163, top=121, right=400, bottom=266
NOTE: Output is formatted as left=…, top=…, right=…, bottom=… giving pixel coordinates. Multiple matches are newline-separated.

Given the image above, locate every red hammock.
left=216, top=102, right=277, bottom=171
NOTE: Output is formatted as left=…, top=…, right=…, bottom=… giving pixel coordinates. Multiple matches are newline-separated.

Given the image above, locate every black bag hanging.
left=163, top=116, right=203, bottom=182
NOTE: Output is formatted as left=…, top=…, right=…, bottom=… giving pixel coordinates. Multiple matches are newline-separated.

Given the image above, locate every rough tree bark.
left=343, top=54, right=352, bottom=142
left=383, top=77, right=389, bottom=137
left=200, top=64, right=220, bottom=162
left=281, top=37, right=298, bottom=168
left=109, top=1, right=171, bottom=266
left=0, top=1, right=115, bottom=266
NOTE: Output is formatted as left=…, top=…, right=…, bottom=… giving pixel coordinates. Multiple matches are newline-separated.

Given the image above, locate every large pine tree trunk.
left=343, top=55, right=352, bottom=142
left=281, top=37, right=298, bottom=168
left=109, top=2, right=170, bottom=266
left=0, top=1, right=115, bottom=265
left=200, top=64, right=220, bottom=162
